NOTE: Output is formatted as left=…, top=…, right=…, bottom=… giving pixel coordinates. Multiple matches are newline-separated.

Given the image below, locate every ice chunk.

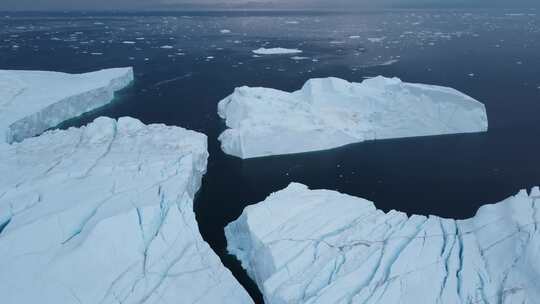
left=226, top=183, right=540, bottom=304
left=368, top=37, right=386, bottom=42
left=0, top=117, right=253, bottom=304
left=252, top=47, right=303, bottom=55
left=218, top=76, right=488, bottom=158
left=0, top=67, right=133, bottom=144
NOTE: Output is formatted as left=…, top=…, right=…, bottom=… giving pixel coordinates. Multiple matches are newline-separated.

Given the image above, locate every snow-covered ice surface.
left=218, top=76, right=488, bottom=158
left=226, top=183, right=540, bottom=304
left=252, top=47, right=303, bottom=55
left=0, top=67, right=133, bottom=144
left=0, top=117, right=253, bottom=304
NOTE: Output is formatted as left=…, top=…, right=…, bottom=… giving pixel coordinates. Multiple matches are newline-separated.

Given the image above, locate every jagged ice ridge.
left=0, top=117, right=253, bottom=304
left=226, top=183, right=540, bottom=304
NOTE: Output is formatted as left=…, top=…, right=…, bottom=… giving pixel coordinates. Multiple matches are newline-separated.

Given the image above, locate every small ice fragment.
left=368, top=37, right=386, bottom=43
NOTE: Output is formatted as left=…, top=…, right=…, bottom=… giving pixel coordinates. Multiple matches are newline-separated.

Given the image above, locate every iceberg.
left=252, top=48, right=303, bottom=55
left=0, top=67, right=133, bottom=144
left=218, top=76, right=488, bottom=158
left=226, top=183, right=540, bottom=304
left=0, top=117, right=253, bottom=304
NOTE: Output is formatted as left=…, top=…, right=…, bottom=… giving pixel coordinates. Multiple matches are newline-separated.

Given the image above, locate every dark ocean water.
left=1, top=9, right=539, bottom=302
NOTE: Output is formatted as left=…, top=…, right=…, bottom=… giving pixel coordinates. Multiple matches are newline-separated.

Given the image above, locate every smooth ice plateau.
left=226, top=183, right=540, bottom=304
left=0, top=67, right=133, bottom=144
left=0, top=117, right=253, bottom=304
left=218, top=76, right=488, bottom=158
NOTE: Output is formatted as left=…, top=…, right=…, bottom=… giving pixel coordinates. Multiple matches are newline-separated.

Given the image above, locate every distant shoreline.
left=0, top=7, right=537, bottom=16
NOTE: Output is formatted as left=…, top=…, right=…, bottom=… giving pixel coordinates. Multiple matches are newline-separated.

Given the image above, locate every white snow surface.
left=226, top=183, right=540, bottom=304
left=0, top=117, right=253, bottom=304
left=252, top=47, right=303, bottom=55
left=218, top=76, right=488, bottom=158
left=0, top=67, right=133, bottom=144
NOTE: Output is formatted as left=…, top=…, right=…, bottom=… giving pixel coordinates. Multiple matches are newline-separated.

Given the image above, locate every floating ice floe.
left=368, top=37, right=386, bottom=43
left=226, top=183, right=540, bottom=304
left=0, top=67, right=133, bottom=144
left=0, top=117, right=253, bottom=304
left=378, top=59, right=399, bottom=66
left=218, top=76, right=488, bottom=158
left=290, top=56, right=310, bottom=60
left=252, top=47, right=303, bottom=55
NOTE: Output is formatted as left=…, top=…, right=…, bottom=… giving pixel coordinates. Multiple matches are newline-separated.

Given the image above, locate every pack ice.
left=218, top=77, right=488, bottom=158
left=0, top=68, right=133, bottom=144
left=226, top=183, right=540, bottom=304
left=0, top=117, right=253, bottom=304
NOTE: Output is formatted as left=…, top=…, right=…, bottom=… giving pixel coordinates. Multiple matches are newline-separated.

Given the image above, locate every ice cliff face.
left=0, top=117, right=253, bottom=304
left=0, top=68, right=134, bottom=144
left=226, top=183, right=540, bottom=304
left=218, top=76, right=488, bottom=158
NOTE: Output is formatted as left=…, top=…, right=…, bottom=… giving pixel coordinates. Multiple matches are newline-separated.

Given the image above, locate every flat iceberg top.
left=0, top=117, right=252, bottom=304
left=252, top=47, right=303, bottom=55
left=0, top=67, right=134, bottom=144
left=226, top=183, right=540, bottom=304
left=218, top=76, right=488, bottom=158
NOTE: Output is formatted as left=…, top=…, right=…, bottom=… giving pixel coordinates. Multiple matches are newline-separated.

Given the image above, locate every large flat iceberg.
left=0, top=67, right=133, bottom=144
left=0, top=117, right=253, bottom=304
left=218, top=77, right=488, bottom=158
left=226, top=183, right=540, bottom=304
left=252, top=48, right=303, bottom=55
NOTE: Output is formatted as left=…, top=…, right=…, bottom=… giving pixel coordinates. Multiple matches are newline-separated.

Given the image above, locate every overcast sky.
left=1, top=0, right=539, bottom=11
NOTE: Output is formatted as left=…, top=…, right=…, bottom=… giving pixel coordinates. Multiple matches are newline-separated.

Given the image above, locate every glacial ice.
left=0, top=117, right=253, bottom=304
left=252, top=48, right=303, bottom=55
left=226, top=183, right=540, bottom=304
left=0, top=67, right=133, bottom=144
left=218, top=76, right=488, bottom=158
